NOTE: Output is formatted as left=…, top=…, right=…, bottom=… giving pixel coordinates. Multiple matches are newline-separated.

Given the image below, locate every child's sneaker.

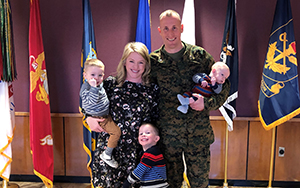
left=100, top=152, right=118, bottom=168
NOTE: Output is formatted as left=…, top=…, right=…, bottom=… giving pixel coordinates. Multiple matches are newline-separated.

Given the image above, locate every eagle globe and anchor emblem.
left=261, top=32, right=297, bottom=98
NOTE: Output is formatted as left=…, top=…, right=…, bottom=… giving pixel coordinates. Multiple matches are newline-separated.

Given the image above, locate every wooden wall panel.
left=247, top=121, right=273, bottom=181
left=210, top=120, right=248, bottom=180
left=10, top=114, right=300, bottom=183
left=227, top=121, right=248, bottom=179
left=52, top=117, right=65, bottom=175
left=11, top=116, right=33, bottom=174
left=274, top=122, right=300, bottom=181
left=64, top=117, right=90, bottom=176
left=11, top=116, right=66, bottom=175
left=210, top=120, right=226, bottom=179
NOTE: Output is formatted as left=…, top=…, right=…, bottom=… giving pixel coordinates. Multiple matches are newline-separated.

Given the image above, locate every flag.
left=0, top=0, right=17, bottom=81
left=258, top=0, right=300, bottom=131
left=0, top=82, right=15, bottom=181
left=0, top=0, right=16, bottom=182
left=81, top=0, right=98, bottom=183
left=29, top=0, right=53, bottom=187
left=181, top=0, right=195, bottom=45
left=219, top=0, right=239, bottom=131
left=135, top=0, right=151, bottom=52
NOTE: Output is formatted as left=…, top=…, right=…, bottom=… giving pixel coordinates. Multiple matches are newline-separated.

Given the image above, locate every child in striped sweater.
left=80, top=58, right=120, bottom=169
left=123, top=123, right=169, bottom=188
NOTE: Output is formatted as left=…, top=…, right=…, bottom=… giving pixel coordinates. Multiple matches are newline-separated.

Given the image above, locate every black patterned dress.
left=92, top=76, right=159, bottom=188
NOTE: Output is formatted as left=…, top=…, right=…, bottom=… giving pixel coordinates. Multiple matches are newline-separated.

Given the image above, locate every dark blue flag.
left=258, top=0, right=300, bottom=130
left=219, top=0, right=239, bottom=131
left=135, top=0, right=151, bottom=52
left=80, top=0, right=98, bottom=181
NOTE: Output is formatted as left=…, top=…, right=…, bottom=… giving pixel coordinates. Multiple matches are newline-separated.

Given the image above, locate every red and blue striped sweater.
left=125, top=145, right=169, bottom=188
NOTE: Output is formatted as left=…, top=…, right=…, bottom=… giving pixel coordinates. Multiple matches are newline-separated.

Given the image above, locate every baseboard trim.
left=4, top=176, right=300, bottom=187
left=209, top=179, right=300, bottom=188
left=7, top=175, right=90, bottom=183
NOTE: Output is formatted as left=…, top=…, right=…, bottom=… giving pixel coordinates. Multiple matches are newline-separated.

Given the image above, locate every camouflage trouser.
left=163, top=143, right=210, bottom=188
left=159, top=118, right=212, bottom=188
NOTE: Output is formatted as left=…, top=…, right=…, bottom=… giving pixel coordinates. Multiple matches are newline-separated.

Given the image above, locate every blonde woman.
left=87, top=42, right=159, bottom=187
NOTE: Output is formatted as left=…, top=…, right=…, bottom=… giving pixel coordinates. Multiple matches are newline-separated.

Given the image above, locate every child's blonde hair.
left=84, top=58, right=105, bottom=72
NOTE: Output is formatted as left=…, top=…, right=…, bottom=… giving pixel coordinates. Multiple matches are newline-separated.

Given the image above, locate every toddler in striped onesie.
left=177, top=61, right=230, bottom=114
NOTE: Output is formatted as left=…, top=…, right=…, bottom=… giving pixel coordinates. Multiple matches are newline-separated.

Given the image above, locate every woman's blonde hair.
left=116, top=42, right=151, bottom=86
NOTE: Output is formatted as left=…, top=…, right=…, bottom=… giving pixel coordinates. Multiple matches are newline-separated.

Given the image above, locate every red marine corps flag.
left=29, top=0, right=54, bottom=187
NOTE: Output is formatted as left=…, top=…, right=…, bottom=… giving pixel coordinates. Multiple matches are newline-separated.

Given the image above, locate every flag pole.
left=1, top=180, right=7, bottom=188
left=223, top=124, right=229, bottom=188
left=1, top=180, right=19, bottom=188
left=267, top=127, right=276, bottom=188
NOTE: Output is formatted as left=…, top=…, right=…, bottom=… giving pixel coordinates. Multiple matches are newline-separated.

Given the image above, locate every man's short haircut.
left=159, top=9, right=181, bottom=22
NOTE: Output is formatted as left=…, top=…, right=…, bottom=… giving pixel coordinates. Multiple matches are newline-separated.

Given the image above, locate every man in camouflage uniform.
left=150, top=10, right=230, bottom=188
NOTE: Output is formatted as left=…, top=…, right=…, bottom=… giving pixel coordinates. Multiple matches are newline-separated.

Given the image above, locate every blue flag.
left=81, top=0, right=98, bottom=181
left=219, top=0, right=239, bottom=131
left=135, top=0, right=151, bottom=52
left=258, top=0, right=300, bottom=131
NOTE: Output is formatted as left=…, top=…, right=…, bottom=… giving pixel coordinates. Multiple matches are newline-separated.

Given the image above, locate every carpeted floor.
left=1, top=182, right=284, bottom=188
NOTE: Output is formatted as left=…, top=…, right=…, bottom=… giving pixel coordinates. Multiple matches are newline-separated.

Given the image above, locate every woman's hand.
left=189, top=94, right=204, bottom=111
left=86, top=117, right=106, bottom=132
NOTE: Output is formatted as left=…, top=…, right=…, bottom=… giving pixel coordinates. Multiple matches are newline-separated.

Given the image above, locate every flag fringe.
left=83, top=142, right=95, bottom=188
left=0, top=127, right=16, bottom=181
left=0, top=152, right=12, bottom=181
left=82, top=115, right=94, bottom=177
left=258, top=101, right=300, bottom=130
left=0, top=129, right=14, bottom=154
left=33, top=169, right=53, bottom=188
left=83, top=142, right=92, bottom=175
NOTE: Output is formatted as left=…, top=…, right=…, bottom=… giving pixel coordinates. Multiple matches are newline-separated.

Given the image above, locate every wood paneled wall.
left=10, top=113, right=300, bottom=182
left=11, top=113, right=89, bottom=177
left=210, top=117, right=300, bottom=182
left=210, top=120, right=248, bottom=180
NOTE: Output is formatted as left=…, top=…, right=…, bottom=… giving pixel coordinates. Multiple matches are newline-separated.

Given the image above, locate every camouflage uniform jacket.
left=150, top=42, right=230, bottom=152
